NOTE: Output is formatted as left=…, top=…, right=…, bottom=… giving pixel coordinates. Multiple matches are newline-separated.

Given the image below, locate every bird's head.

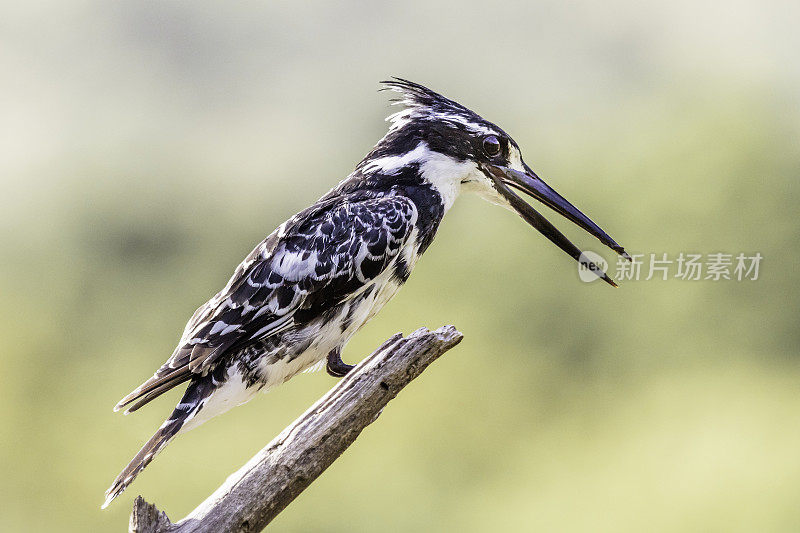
left=364, top=78, right=629, bottom=286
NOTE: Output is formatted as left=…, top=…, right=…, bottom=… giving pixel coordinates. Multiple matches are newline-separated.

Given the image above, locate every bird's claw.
left=326, top=349, right=354, bottom=377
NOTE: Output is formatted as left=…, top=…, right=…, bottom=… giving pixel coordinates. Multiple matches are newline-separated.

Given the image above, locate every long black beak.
left=481, top=163, right=630, bottom=287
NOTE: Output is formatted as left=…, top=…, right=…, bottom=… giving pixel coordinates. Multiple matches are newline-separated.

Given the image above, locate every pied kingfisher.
left=103, top=79, right=629, bottom=507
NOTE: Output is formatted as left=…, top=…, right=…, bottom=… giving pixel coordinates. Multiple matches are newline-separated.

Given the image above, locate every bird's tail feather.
left=102, top=378, right=214, bottom=508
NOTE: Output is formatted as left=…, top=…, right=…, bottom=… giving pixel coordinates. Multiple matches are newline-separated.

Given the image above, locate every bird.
left=103, top=78, right=629, bottom=508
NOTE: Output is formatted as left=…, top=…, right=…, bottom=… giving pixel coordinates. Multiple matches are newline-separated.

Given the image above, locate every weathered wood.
left=129, top=325, right=463, bottom=533
left=131, top=496, right=173, bottom=533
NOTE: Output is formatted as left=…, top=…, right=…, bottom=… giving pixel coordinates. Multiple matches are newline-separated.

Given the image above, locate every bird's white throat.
left=361, top=141, right=477, bottom=212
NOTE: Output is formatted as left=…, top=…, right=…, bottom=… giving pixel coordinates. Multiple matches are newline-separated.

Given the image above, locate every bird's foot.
left=326, top=349, right=354, bottom=377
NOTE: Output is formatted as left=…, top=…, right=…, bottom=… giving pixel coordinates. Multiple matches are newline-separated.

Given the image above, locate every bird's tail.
left=102, top=378, right=214, bottom=509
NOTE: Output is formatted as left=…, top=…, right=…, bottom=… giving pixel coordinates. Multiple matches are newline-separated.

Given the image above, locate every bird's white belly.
left=182, top=250, right=416, bottom=432
left=181, top=348, right=325, bottom=432
left=345, top=275, right=403, bottom=336
left=259, top=256, right=409, bottom=383
left=181, top=371, right=253, bottom=432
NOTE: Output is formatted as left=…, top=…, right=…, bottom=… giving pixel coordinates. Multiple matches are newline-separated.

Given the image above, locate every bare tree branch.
left=129, top=325, right=463, bottom=533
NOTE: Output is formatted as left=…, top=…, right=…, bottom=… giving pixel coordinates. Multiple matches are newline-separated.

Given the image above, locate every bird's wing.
left=115, top=195, right=417, bottom=412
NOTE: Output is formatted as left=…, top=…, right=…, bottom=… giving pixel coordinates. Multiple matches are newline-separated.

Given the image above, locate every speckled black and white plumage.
left=105, top=78, right=614, bottom=508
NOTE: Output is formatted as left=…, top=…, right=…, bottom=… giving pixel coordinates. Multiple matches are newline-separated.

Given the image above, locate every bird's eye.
left=482, top=135, right=501, bottom=157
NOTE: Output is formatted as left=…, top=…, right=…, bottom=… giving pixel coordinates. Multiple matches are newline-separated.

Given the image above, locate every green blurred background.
left=2, top=1, right=799, bottom=531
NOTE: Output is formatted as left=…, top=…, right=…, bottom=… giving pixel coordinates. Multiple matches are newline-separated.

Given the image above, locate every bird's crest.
left=379, top=78, right=485, bottom=132
left=380, top=78, right=469, bottom=114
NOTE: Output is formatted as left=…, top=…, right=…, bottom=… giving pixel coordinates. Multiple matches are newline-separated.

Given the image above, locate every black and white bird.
left=103, top=79, right=629, bottom=508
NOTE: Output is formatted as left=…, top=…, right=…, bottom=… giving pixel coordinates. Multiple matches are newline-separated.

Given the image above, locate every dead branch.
left=129, top=325, right=463, bottom=533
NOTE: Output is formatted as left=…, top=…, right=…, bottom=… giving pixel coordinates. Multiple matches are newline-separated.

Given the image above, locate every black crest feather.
left=380, top=77, right=471, bottom=116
